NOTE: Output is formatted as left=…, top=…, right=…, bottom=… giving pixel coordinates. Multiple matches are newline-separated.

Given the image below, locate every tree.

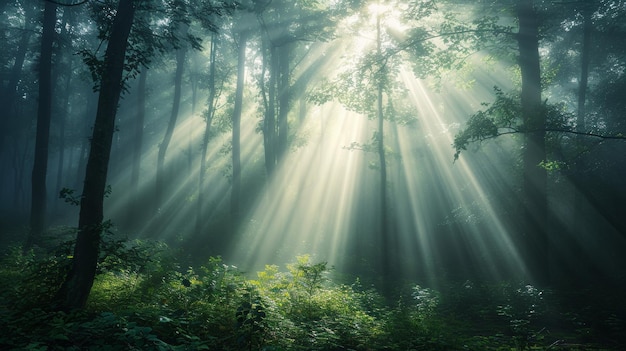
left=256, top=0, right=340, bottom=175
left=156, top=14, right=189, bottom=209
left=0, top=1, right=37, bottom=150
left=231, top=19, right=249, bottom=226
left=516, top=0, right=549, bottom=286
left=309, top=1, right=423, bottom=285
left=444, top=0, right=551, bottom=284
left=56, top=0, right=136, bottom=311
left=197, top=32, right=227, bottom=234
left=27, top=1, right=57, bottom=247
left=374, top=7, right=390, bottom=277
left=128, top=66, right=147, bottom=229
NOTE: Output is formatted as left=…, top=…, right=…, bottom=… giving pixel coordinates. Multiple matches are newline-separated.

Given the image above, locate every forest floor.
left=0, top=234, right=624, bottom=350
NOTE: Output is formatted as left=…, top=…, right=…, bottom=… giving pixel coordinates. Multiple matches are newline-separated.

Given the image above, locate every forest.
left=1, top=0, right=626, bottom=349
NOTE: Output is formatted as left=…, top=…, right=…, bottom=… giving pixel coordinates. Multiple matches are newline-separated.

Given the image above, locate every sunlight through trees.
left=0, top=0, right=625, bottom=348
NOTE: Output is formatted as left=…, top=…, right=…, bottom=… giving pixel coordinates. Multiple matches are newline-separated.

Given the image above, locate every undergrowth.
left=0, top=237, right=623, bottom=350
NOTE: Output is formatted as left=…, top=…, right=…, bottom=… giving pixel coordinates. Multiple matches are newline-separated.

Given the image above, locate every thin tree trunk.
left=276, top=43, right=290, bottom=161
left=1, top=3, right=35, bottom=148
left=375, top=10, right=390, bottom=284
left=264, top=44, right=278, bottom=176
left=28, top=2, right=56, bottom=247
left=517, top=0, right=549, bottom=286
left=197, top=34, right=217, bottom=235
left=127, top=67, right=147, bottom=230
left=189, top=53, right=199, bottom=173
left=573, top=4, right=592, bottom=228
left=131, top=68, right=147, bottom=195
left=231, top=31, right=248, bottom=226
left=12, top=140, right=30, bottom=212
left=56, top=0, right=136, bottom=311
left=53, top=6, right=74, bottom=211
left=156, top=43, right=187, bottom=209
left=55, top=58, right=73, bottom=213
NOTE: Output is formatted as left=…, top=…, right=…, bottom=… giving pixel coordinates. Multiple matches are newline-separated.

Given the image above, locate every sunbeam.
left=231, top=103, right=371, bottom=272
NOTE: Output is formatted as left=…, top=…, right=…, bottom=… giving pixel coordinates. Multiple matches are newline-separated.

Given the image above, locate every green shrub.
left=1, top=238, right=621, bottom=351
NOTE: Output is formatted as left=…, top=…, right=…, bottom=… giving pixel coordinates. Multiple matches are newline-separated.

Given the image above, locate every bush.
left=1, top=239, right=621, bottom=350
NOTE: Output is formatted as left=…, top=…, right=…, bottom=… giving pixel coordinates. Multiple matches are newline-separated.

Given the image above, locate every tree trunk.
left=131, top=68, right=147, bottom=195
left=263, top=44, right=278, bottom=176
left=28, top=2, right=56, bottom=247
left=573, top=4, right=592, bottom=229
left=156, top=41, right=187, bottom=209
left=75, top=95, right=97, bottom=190
left=276, top=43, right=291, bottom=161
left=375, top=11, right=390, bottom=285
left=231, top=30, right=248, bottom=226
left=197, top=34, right=217, bottom=235
left=517, top=0, right=549, bottom=286
left=128, top=67, right=147, bottom=230
left=56, top=0, right=136, bottom=311
left=53, top=6, right=75, bottom=211
left=0, top=3, right=35, bottom=149
left=54, top=63, right=71, bottom=213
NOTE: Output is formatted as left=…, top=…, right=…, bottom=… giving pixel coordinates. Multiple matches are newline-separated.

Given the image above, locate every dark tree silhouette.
left=516, top=0, right=549, bottom=286
left=28, top=1, right=57, bottom=247
left=56, top=0, right=136, bottom=311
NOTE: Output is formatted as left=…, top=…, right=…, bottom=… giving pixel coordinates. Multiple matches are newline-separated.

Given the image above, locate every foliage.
left=453, top=87, right=518, bottom=161
left=453, top=86, right=578, bottom=162
left=0, top=241, right=623, bottom=350
left=495, top=284, right=546, bottom=351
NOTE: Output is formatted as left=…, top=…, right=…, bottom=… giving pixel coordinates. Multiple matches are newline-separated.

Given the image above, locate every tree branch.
left=493, top=127, right=626, bottom=140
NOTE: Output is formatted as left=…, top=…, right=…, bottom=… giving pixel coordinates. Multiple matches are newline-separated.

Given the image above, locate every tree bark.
left=156, top=39, right=187, bottom=209
left=56, top=0, right=136, bottom=311
left=128, top=67, right=147, bottom=230
left=197, top=33, right=218, bottom=235
left=276, top=42, right=291, bottom=161
left=231, top=30, right=248, bottom=226
left=1, top=3, right=35, bottom=149
left=517, top=0, right=549, bottom=286
left=573, top=4, right=592, bottom=229
left=28, top=2, right=57, bottom=247
left=54, top=8, right=75, bottom=213
left=55, top=60, right=71, bottom=213
left=263, top=43, right=278, bottom=176
left=131, top=68, right=147, bottom=195
left=375, top=10, right=390, bottom=286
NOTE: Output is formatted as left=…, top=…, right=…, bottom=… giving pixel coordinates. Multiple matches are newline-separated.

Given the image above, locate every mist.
left=1, top=0, right=625, bottom=349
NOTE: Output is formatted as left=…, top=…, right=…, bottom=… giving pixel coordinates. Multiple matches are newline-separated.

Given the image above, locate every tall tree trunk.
left=573, top=4, right=592, bottom=228
left=188, top=52, right=200, bottom=173
left=56, top=0, right=136, bottom=311
left=276, top=43, right=291, bottom=161
left=53, top=6, right=74, bottom=212
left=75, top=95, right=97, bottom=190
left=517, top=0, right=549, bottom=286
left=156, top=43, right=187, bottom=209
left=0, top=3, right=35, bottom=149
left=12, top=139, right=30, bottom=212
left=263, top=44, right=278, bottom=176
left=375, top=10, right=390, bottom=284
left=128, top=67, right=147, bottom=230
left=131, top=68, right=147, bottom=195
left=197, top=34, right=218, bottom=235
left=55, top=62, right=71, bottom=213
left=28, top=2, right=56, bottom=247
left=231, top=31, right=248, bottom=226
